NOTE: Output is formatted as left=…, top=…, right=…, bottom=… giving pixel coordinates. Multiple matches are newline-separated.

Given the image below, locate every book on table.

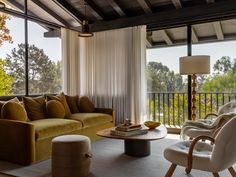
left=110, top=127, right=148, bottom=137
left=115, top=124, right=142, bottom=132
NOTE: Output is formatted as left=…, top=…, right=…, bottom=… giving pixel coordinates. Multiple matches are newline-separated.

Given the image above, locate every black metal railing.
left=147, top=92, right=236, bottom=127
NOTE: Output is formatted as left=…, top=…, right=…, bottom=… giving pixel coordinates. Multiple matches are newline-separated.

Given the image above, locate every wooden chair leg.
left=164, top=164, right=177, bottom=177
left=212, top=173, right=220, bottom=177
left=228, top=167, right=236, bottom=177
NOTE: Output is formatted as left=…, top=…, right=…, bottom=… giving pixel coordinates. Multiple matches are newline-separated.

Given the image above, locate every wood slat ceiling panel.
left=39, top=0, right=80, bottom=27
left=192, top=22, right=215, bottom=38
left=166, top=26, right=187, bottom=40
left=221, top=19, right=236, bottom=35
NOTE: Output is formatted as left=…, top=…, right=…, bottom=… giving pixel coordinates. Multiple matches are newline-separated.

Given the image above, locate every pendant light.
left=79, top=1, right=93, bottom=37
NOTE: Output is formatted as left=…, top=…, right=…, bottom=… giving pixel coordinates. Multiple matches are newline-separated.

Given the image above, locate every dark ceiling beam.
left=87, top=0, right=236, bottom=32
left=31, top=0, right=70, bottom=27
left=206, top=0, right=215, bottom=4
left=106, top=0, right=126, bottom=16
left=85, top=0, right=106, bottom=20
left=52, top=0, right=84, bottom=24
left=137, top=0, right=152, bottom=13
left=171, top=0, right=182, bottom=9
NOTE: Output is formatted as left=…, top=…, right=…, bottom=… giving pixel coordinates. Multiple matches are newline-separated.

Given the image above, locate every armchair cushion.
left=164, top=141, right=213, bottom=171
left=0, top=97, right=19, bottom=119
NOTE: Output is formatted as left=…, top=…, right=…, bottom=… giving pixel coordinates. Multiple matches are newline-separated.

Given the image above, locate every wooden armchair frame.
left=164, top=135, right=236, bottom=177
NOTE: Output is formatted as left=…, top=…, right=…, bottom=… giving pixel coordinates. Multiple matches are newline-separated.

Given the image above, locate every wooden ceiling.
left=3, top=0, right=236, bottom=48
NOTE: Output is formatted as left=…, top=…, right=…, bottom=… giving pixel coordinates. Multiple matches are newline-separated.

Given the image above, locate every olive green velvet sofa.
left=0, top=95, right=114, bottom=166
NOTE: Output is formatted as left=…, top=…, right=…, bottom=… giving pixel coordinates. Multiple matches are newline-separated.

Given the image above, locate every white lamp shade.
left=179, top=55, right=210, bottom=75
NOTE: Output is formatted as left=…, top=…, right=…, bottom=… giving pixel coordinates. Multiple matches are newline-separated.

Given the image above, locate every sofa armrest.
left=0, top=119, right=35, bottom=165
left=94, top=108, right=115, bottom=123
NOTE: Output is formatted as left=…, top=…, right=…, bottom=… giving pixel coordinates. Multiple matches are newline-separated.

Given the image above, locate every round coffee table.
left=96, top=125, right=167, bottom=157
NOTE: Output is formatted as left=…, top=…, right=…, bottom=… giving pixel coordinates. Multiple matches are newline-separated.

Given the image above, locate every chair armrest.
left=0, top=119, right=35, bottom=165
left=186, top=135, right=215, bottom=174
left=94, top=108, right=115, bottom=122
left=204, top=113, right=218, bottom=119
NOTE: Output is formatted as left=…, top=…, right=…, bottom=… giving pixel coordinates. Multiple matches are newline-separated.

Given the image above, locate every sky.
left=147, top=40, right=236, bottom=74
left=0, top=15, right=61, bottom=61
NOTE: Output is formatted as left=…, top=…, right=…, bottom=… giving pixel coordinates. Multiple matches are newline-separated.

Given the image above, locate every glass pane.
left=146, top=26, right=187, bottom=127
left=28, top=20, right=62, bottom=95
left=192, top=19, right=236, bottom=118
left=0, top=13, right=25, bottom=96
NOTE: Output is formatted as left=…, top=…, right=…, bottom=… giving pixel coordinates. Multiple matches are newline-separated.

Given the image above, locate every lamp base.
left=192, top=74, right=197, bottom=120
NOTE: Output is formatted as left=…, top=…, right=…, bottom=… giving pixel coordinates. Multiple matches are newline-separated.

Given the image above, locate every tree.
left=0, top=59, right=14, bottom=95
left=146, top=61, right=185, bottom=92
left=213, top=56, right=232, bottom=74
left=0, top=13, right=13, bottom=46
left=5, top=44, right=61, bottom=94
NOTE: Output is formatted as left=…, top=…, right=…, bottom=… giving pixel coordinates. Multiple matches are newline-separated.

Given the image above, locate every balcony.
left=147, top=92, right=236, bottom=128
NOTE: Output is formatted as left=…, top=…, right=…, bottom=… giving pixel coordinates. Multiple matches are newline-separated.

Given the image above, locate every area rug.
left=0, top=138, right=234, bottom=177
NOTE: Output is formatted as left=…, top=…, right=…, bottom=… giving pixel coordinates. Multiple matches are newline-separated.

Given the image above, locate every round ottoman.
left=51, top=135, right=92, bottom=177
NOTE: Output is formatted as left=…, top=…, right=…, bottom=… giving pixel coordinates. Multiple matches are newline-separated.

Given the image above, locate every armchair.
left=163, top=117, right=236, bottom=177
left=181, top=101, right=236, bottom=140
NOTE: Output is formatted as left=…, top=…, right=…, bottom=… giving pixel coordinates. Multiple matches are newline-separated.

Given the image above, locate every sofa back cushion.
left=0, top=97, right=20, bottom=119
left=1, top=101, right=28, bottom=121
left=46, top=100, right=65, bottom=118
left=78, top=96, right=95, bottom=113
left=47, top=92, right=71, bottom=117
left=23, top=96, right=46, bottom=121
left=65, top=95, right=79, bottom=114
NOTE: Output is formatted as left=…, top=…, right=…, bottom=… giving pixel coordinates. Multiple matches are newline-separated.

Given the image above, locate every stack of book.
left=110, top=124, right=148, bottom=137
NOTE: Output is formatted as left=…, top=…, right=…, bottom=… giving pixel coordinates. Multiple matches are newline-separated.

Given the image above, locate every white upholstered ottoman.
left=51, top=135, right=92, bottom=177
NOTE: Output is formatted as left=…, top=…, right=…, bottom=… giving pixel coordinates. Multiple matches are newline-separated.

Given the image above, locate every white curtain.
left=62, top=26, right=147, bottom=124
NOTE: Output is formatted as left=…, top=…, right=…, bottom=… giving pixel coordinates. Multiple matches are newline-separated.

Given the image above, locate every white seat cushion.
left=164, top=141, right=214, bottom=171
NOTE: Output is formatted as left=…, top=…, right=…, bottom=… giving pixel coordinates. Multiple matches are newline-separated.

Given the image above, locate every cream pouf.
left=51, top=135, right=92, bottom=177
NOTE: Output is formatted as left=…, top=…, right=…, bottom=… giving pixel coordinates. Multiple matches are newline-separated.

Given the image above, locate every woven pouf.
left=51, top=135, right=92, bottom=177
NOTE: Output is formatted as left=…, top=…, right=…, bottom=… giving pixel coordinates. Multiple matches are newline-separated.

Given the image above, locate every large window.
left=28, top=21, right=61, bottom=94
left=0, top=13, right=25, bottom=96
left=0, top=3, right=62, bottom=97
left=146, top=26, right=187, bottom=127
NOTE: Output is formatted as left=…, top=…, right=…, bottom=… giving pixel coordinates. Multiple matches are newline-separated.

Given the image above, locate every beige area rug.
left=0, top=138, right=235, bottom=177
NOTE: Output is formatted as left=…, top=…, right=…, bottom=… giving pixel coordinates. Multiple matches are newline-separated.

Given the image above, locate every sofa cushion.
left=78, top=96, right=95, bottom=113
left=0, top=97, right=19, bottom=119
left=47, top=93, right=71, bottom=117
left=68, top=113, right=112, bottom=128
left=1, top=101, right=28, bottom=121
left=46, top=100, right=65, bottom=118
left=65, top=95, right=79, bottom=114
left=23, top=96, right=46, bottom=121
left=31, top=119, right=82, bottom=140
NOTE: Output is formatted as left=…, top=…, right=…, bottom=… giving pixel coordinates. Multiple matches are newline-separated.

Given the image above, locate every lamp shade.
left=179, top=55, right=210, bottom=75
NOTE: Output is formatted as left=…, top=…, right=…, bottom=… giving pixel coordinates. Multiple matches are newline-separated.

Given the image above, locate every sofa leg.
left=228, top=167, right=236, bottom=177
left=164, top=164, right=177, bottom=177
left=212, top=173, right=220, bottom=177
left=185, top=167, right=191, bottom=174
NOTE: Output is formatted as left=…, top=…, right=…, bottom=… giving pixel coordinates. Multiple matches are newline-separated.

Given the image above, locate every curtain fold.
left=62, top=26, right=147, bottom=124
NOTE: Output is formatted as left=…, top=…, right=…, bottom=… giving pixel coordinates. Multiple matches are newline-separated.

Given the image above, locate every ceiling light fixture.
left=79, top=1, right=93, bottom=37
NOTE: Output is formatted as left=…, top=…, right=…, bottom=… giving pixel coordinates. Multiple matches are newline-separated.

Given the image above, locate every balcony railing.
left=147, top=92, right=236, bottom=127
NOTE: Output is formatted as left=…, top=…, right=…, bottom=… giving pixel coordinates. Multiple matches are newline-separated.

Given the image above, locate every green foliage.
left=0, top=59, right=14, bottom=95
left=146, top=61, right=185, bottom=92
left=5, top=44, right=61, bottom=94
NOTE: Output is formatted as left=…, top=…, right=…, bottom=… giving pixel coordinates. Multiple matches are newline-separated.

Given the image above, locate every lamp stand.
left=192, top=74, right=197, bottom=120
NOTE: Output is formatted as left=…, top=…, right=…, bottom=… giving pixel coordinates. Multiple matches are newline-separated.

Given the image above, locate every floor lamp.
left=179, top=55, right=210, bottom=120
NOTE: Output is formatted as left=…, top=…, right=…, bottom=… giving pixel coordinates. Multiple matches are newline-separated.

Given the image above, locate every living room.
left=0, top=0, right=236, bottom=177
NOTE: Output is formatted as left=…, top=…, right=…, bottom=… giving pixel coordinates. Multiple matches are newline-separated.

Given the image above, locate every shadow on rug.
left=0, top=138, right=234, bottom=177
